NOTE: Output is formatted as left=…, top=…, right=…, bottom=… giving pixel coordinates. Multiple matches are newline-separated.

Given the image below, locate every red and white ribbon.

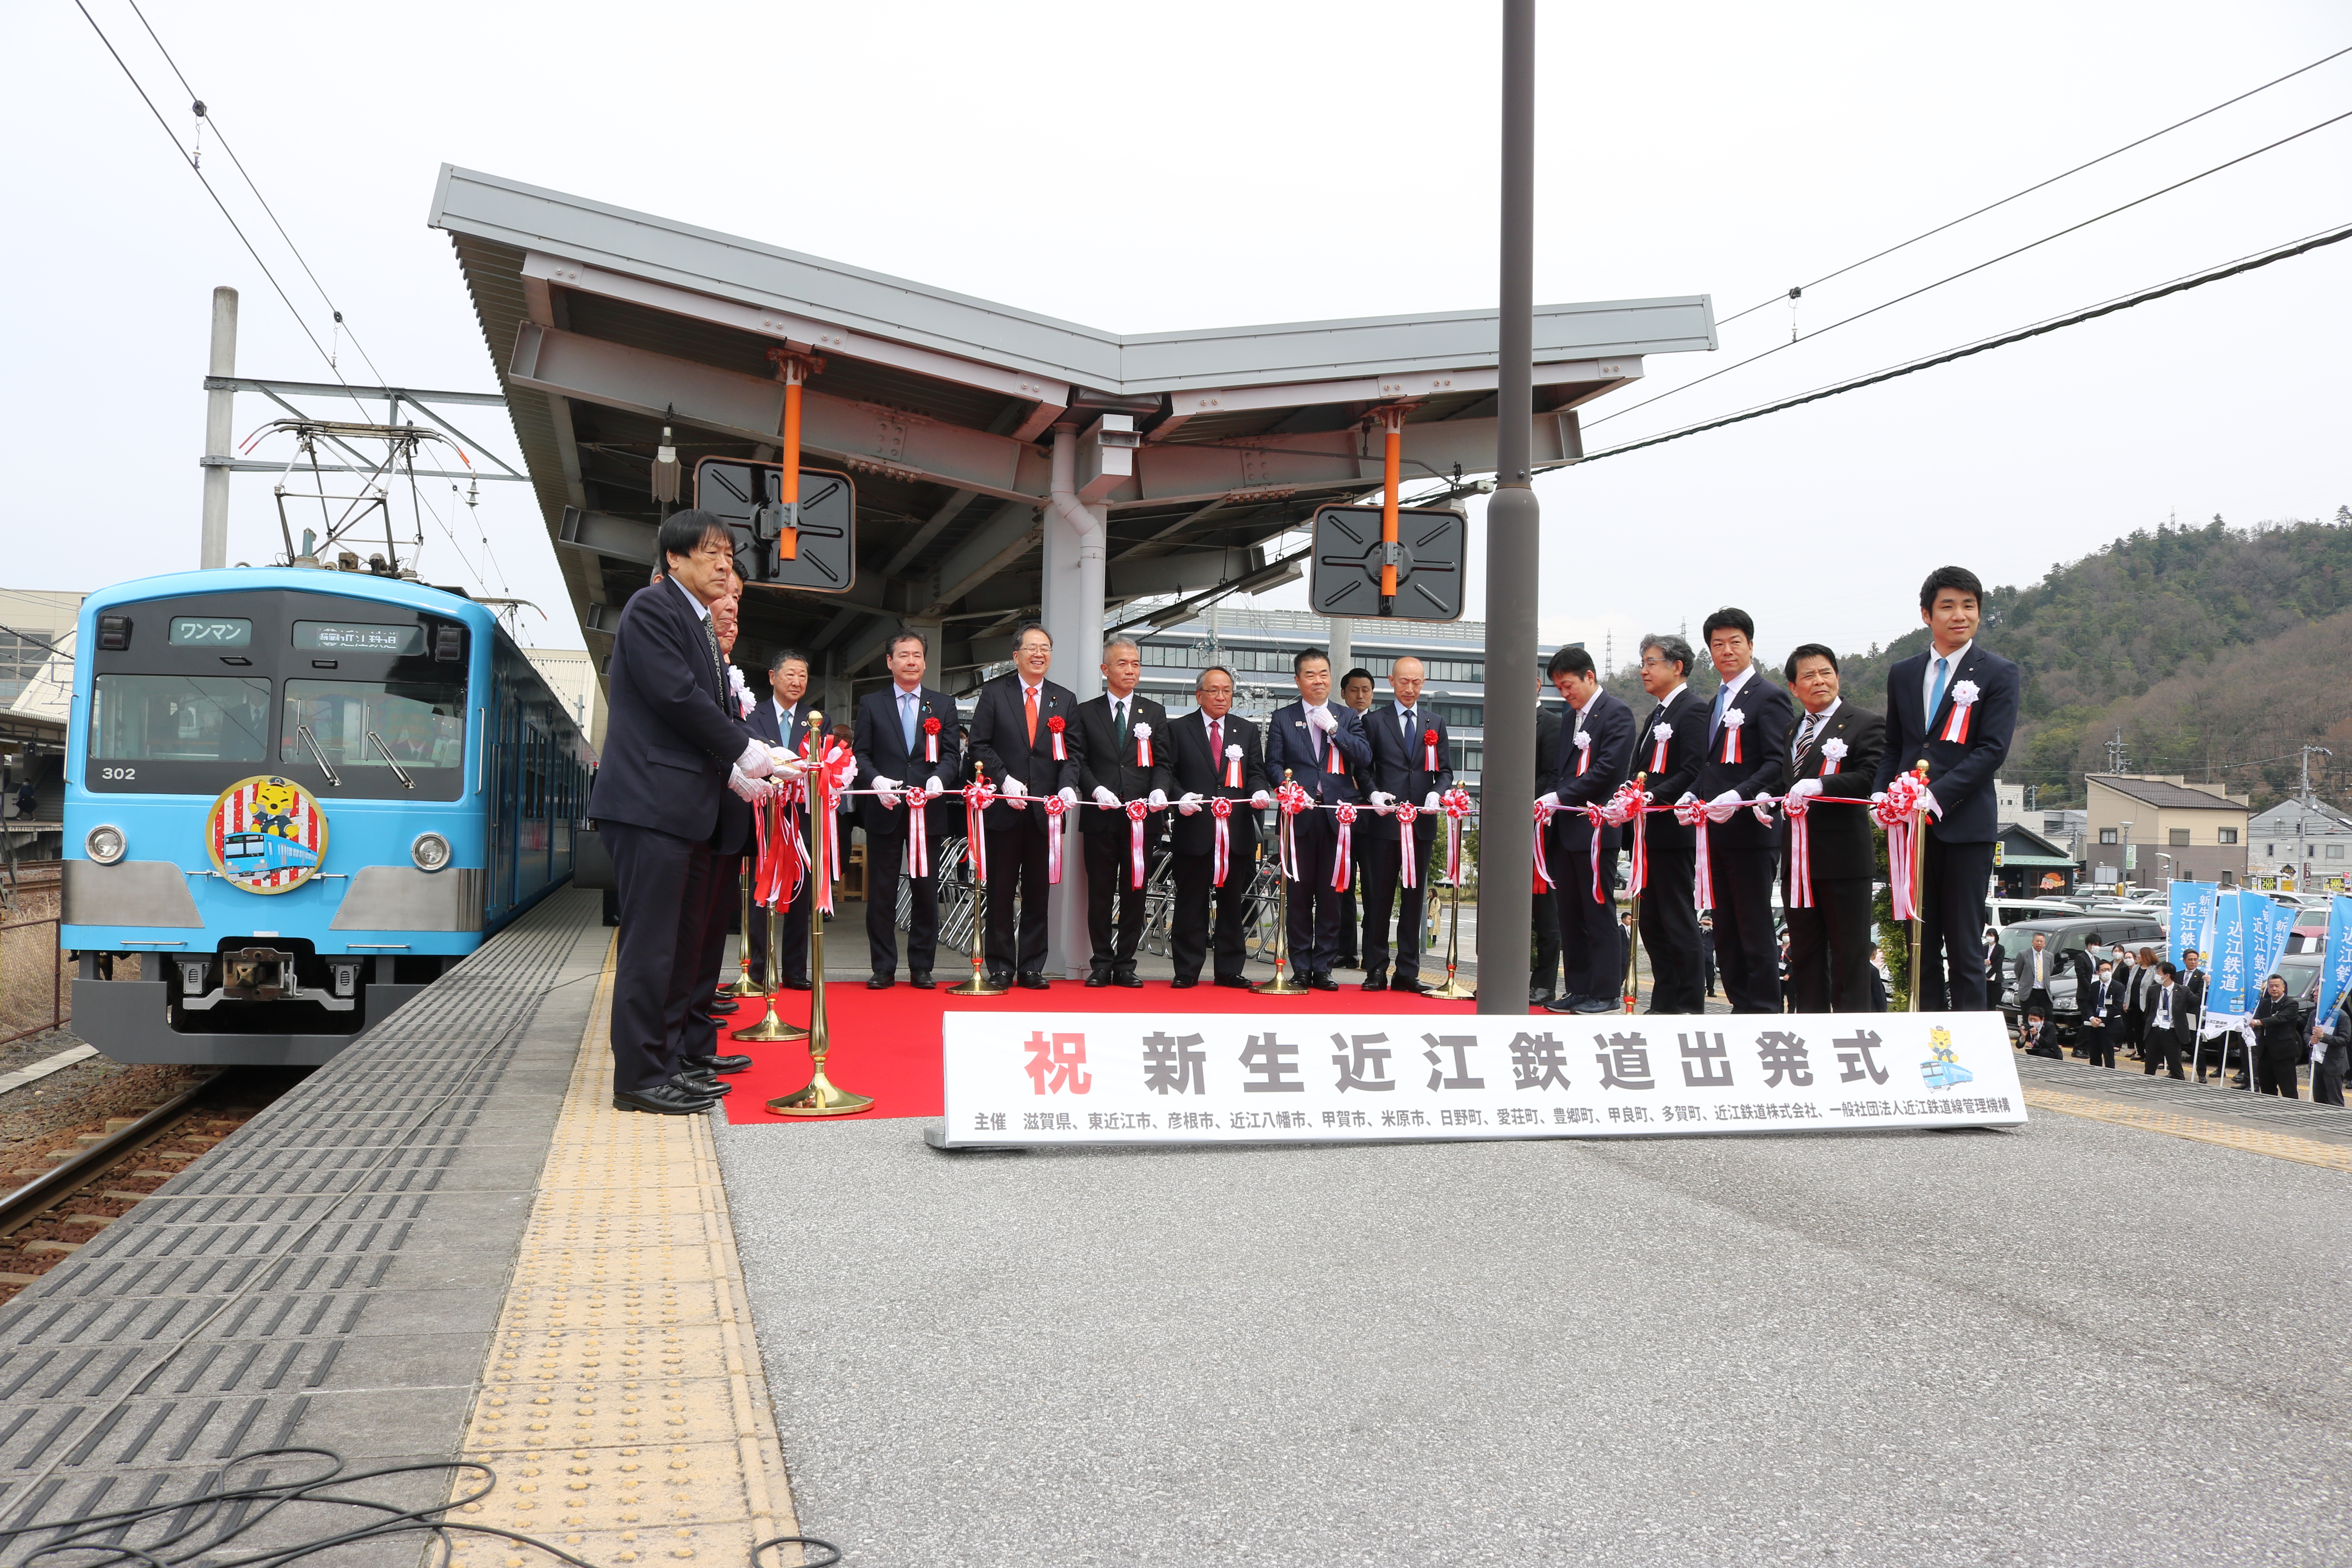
left=1043, top=790, right=1068, bottom=883
left=1048, top=715, right=1067, bottom=761
left=1579, top=803, right=1614, bottom=904
left=1819, top=737, right=1846, bottom=776
left=1783, top=788, right=1813, bottom=909
left=1441, top=788, right=1472, bottom=884
left=1674, top=796, right=1713, bottom=912
left=1210, top=794, right=1235, bottom=887
left=962, top=777, right=996, bottom=882
left=1423, top=728, right=1440, bottom=772
left=1872, top=771, right=1931, bottom=923
left=1126, top=797, right=1151, bottom=889
left=1133, top=721, right=1152, bottom=768
left=1717, top=707, right=1745, bottom=766
left=923, top=715, right=941, bottom=764
left=1224, top=743, right=1244, bottom=789
left=1532, top=799, right=1557, bottom=891
left=1573, top=729, right=1592, bottom=777
left=1938, top=681, right=1980, bottom=744
left=1605, top=781, right=1650, bottom=895
left=902, top=786, right=932, bottom=878
left=1275, top=781, right=1312, bottom=880
left=1331, top=802, right=1356, bottom=891
left=1396, top=801, right=1420, bottom=890
left=813, top=744, right=856, bottom=916
left=1649, top=721, right=1673, bottom=772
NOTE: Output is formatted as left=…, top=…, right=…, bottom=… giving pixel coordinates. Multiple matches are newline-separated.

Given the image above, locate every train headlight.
left=410, top=831, right=452, bottom=872
left=85, top=824, right=127, bottom=864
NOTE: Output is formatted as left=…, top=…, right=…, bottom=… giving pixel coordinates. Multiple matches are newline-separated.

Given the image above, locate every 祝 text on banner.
left=937, top=1012, right=2027, bottom=1147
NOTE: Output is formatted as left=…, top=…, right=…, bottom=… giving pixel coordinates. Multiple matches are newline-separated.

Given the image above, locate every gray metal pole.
left=200, top=286, right=239, bottom=569
left=1475, top=0, right=1539, bottom=1015
left=1327, top=619, right=1352, bottom=685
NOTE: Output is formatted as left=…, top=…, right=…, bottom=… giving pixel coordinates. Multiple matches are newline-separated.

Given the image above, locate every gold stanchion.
left=1622, top=769, right=1647, bottom=1013
left=947, top=761, right=1006, bottom=997
left=1256, top=770, right=1310, bottom=995
left=726, top=862, right=762, bottom=996
left=1426, top=867, right=1475, bottom=999
left=771, top=711, right=872, bottom=1115
left=733, top=897, right=807, bottom=1042
left=1907, top=759, right=1929, bottom=1014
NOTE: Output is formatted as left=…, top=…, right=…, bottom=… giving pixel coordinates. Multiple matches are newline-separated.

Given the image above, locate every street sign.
left=1307, top=504, right=1466, bottom=621
left=694, top=457, right=857, bottom=593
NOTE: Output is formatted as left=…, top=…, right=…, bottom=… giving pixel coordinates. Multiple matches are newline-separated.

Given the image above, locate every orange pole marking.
left=1380, top=415, right=1402, bottom=599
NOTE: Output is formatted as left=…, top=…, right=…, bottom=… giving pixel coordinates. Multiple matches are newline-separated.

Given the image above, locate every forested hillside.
left=1594, top=508, right=2352, bottom=808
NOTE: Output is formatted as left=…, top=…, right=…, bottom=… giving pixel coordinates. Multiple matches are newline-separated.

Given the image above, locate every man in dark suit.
left=1633, top=633, right=1708, bottom=1013
left=682, top=586, right=758, bottom=1067
left=590, top=511, right=787, bottom=1115
left=1530, top=702, right=1565, bottom=1006
left=1539, top=646, right=1633, bottom=1014
left=2076, top=955, right=2122, bottom=1067
left=1686, top=608, right=1793, bottom=1014
left=1870, top=566, right=2019, bottom=1011
left=1358, top=655, right=1454, bottom=994
left=968, top=622, right=1082, bottom=987
left=1165, top=664, right=1272, bottom=988
left=851, top=630, right=963, bottom=989
left=1335, top=668, right=1378, bottom=969
left=2140, top=961, right=2190, bottom=1079
left=1777, top=644, right=1887, bottom=1013
left=1263, top=647, right=1372, bottom=989
left=747, top=646, right=817, bottom=991
left=1076, top=635, right=1173, bottom=986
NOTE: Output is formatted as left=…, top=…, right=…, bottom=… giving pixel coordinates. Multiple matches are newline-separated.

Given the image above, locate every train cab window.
left=91, top=675, right=272, bottom=762
left=280, top=679, right=467, bottom=786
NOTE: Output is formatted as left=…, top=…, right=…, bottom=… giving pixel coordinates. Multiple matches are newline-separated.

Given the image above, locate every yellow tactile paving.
left=2025, top=1086, right=2352, bottom=1172
left=448, top=938, right=802, bottom=1568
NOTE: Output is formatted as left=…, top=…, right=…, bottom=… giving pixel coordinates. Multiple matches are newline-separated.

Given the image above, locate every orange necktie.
left=1024, top=685, right=1038, bottom=746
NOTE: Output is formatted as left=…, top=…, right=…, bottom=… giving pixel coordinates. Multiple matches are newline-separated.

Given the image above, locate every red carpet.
left=721, top=978, right=1485, bottom=1123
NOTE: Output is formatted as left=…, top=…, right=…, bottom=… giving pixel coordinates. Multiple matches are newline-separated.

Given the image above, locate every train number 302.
left=102, top=767, right=137, bottom=780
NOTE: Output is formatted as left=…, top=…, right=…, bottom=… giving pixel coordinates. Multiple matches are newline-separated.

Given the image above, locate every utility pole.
left=200, top=286, right=239, bottom=569
left=1476, top=0, right=1539, bottom=1017
left=2104, top=726, right=2129, bottom=774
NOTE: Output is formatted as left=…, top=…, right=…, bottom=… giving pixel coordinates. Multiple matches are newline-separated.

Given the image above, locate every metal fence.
left=0, top=915, right=69, bottom=1046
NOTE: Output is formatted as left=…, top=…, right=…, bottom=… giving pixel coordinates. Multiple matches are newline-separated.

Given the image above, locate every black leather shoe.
left=1392, top=977, right=1429, bottom=995
left=615, top=1083, right=719, bottom=1115
left=688, top=1054, right=753, bottom=1075
left=1171, top=976, right=1198, bottom=989
left=1214, top=975, right=1254, bottom=990
left=778, top=977, right=813, bottom=991
left=867, top=973, right=896, bottom=990
left=1017, top=972, right=1051, bottom=991
left=1529, top=987, right=1556, bottom=1006
left=1361, top=975, right=1388, bottom=992
left=674, top=1071, right=731, bottom=1097
left=1113, top=973, right=1144, bottom=988
left=707, top=997, right=740, bottom=1016
left=989, top=973, right=1015, bottom=990
left=1308, top=975, right=1339, bottom=992
left=909, top=972, right=935, bottom=989
left=1085, top=971, right=1111, bottom=988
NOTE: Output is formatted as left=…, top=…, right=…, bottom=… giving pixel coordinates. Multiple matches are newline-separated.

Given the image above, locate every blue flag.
left=2168, top=880, right=2217, bottom=969
left=2208, top=890, right=2250, bottom=1025
left=2318, top=895, right=2352, bottom=1029
left=2248, top=897, right=2294, bottom=990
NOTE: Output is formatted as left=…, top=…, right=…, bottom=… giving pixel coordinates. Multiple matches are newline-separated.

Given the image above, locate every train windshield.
left=280, top=680, right=467, bottom=777
left=91, top=675, right=274, bottom=762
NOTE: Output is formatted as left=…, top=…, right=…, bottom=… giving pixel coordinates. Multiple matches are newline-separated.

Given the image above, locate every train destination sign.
left=294, top=621, right=425, bottom=655
left=935, top=1011, right=2026, bottom=1148
left=695, top=457, right=857, bottom=594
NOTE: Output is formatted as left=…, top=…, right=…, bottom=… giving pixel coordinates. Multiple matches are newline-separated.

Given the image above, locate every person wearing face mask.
left=1263, top=647, right=1371, bottom=989
left=967, top=622, right=1082, bottom=988
left=2077, top=956, right=2122, bottom=1068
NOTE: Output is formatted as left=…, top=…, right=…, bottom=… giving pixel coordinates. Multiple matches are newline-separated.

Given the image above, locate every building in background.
left=2083, top=774, right=2249, bottom=889
left=0, top=590, right=81, bottom=864
left=1994, top=820, right=2079, bottom=897
left=523, top=647, right=606, bottom=755
left=2247, top=796, right=2352, bottom=892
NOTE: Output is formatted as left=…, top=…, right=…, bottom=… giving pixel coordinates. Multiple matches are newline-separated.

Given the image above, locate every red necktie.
left=1024, top=685, right=1038, bottom=746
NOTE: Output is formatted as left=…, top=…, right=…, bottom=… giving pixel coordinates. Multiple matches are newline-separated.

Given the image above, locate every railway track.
left=0, top=1067, right=298, bottom=1305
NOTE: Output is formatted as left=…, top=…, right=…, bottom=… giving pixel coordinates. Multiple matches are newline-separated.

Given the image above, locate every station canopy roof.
left=430, top=165, right=1715, bottom=688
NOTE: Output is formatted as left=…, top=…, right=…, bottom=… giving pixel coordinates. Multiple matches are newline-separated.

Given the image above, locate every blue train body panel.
left=61, top=568, right=596, bottom=1064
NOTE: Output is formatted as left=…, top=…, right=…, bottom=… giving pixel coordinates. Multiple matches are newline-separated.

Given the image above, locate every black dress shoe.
left=674, top=1071, right=731, bottom=1097
left=1361, top=975, right=1388, bottom=993
left=909, top=972, right=935, bottom=989
left=867, top=973, right=896, bottom=990
left=707, top=997, right=740, bottom=1016
left=1085, top=971, right=1111, bottom=988
left=1308, top=975, right=1339, bottom=992
left=1214, top=975, right=1254, bottom=990
left=1113, top=973, right=1144, bottom=988
left=778, top=977, right=813, bottom=991
left=1017, top=972, right=1051, bottom=991
left=1530, top=987, right=1556, bottom=1006
left=1171, top=976, right=1198, bottom=989
left=989, top=973, right=1015, bottom=989
left=615, top=1082, right=718, bottom=1114
left=687, top=1054, right=753, bottom=1075
left=1392, top=977, right=1429, bottom=996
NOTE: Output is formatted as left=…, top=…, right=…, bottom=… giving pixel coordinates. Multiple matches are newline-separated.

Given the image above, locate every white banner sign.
left=936, top=1011, right=2027, bottom=1147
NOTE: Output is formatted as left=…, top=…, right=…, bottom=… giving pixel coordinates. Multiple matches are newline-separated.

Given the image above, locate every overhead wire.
left=1713, top=43, right=2352, bottom=330
left=1586, top=103, right=2352, bottom=432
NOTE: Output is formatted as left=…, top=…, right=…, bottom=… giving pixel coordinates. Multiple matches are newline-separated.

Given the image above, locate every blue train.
left=62, top=567, right=593, bottom=1064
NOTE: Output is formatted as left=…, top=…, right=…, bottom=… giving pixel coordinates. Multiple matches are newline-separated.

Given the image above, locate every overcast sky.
left=8, top=0, right=2347, bottom=667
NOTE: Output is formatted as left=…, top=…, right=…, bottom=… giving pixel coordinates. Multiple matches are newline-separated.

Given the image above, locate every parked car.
left=1987, top=898, right=2083, bottom=928
left=1993, top=913, right=2168, bottom=1030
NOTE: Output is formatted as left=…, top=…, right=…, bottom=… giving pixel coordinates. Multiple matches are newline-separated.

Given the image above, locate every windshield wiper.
left=296, top=723, right=341, bottom=786
left=366, top=730, right=416, bottom=790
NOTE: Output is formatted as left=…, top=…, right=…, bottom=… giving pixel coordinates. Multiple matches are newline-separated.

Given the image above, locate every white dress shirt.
left=1923, top=639, right=1973, bottom=718
left=1792, top=696, right=1841, bottom=757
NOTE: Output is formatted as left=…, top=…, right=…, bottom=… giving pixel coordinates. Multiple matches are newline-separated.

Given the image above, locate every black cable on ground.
left=0, top=1446, right=842, bottom=1568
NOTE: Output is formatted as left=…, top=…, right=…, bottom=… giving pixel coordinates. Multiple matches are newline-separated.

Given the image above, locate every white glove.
left=727, top=767, right=759, bottom=803
left=925, top=776, right=943, bottom=794
left=1869, top=791, right=1888, bottom=806
left=1057, top=786, right=1079, bottom=807
left=1178, top=792, right=1203, bottom=816
left=1423, top=792, right=1441, bottom=811
left=1919, top=786, right=1944, bottom=819
left=1369, top=791, right=1395, bottom=809
left=1003, top=777, right=1027, bottom=798
left=772, top=755, right=807, bottom=779
left=1535, top=791, right=1561, bottom=810
left=736, top=740, right=776, bottom=779
left=870, top=775, right=899, bottom=795
left=1251, top=790, right=1272, bottom=809
left=1307, top=704, right=1337, bottom=734
left=1148, top=789, right=1168, bottom=809
left=1676, top=792, right=1697, bottom=807
left=1789, top=778, right=1824, bottom=799
left=1705, top=789, right=1744, bottom=823
left=1093, top=785, right=1120, bottom=809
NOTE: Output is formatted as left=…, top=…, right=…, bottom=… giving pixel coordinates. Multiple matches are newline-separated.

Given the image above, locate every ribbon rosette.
left=1673, top=795, right=1715, bottom=911
left=1125, top=796, right=1151, bottom=888
left=1872, top=771, right=1932, bottom=922
left=1273, top=780, right=1313, bottom=881
left=811, top=742, right=859, bottom=915
left=1819, top=736, right=1847, bottom=776
left=1395, top=800, right=1420, bottom=889
left=1332, top=802, right=1357, bottom=891
left=1938, top=680, right=1982, bottom=744
left=1572, top=729, right=1593, bottom=777
left=961, top=776, right=998, bottom=881
left=1209, top=794, right=1236, bottom=886
left=1649, top=721, right=1673, bottom=772
left=1532, top=797, right=1557, bottom=892
left=1423, top=727, right=1440, bottom=772
left=1782, top=786, right=1813, bottom=909
left=1224, top=742, right=1245, bottom=789
left=1440, top=787, right=1474, bottom=884
left=1604, top=780, right=1651, bottom=894
left=1717, top=706, right=1746, bottom=765
left=923, top=713, right=942, bottom=763
left=1132, top=720, right=1152, bottom=768
left=728, top=666, right=754, bottom=719
left=901, top=784, right=934, bottom=877
left=1048, top=713, right=1067, bottom=761
left=1042, top=789, right=1068, bottom=884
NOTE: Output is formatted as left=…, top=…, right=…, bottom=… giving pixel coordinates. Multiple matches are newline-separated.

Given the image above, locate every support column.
left=1476, top=0, right=1539, bottom=1016
left=1042, top=428, right=1109, bottom=978
left=200, top=286, right=238, bottom=570
left=1327, top=620, right=1352, bottom=684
